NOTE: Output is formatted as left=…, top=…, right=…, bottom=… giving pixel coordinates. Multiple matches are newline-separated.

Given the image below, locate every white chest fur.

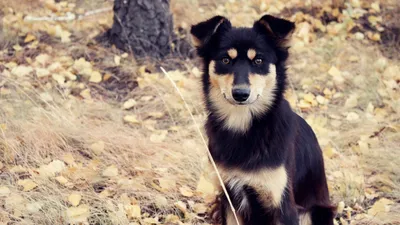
left=220, top=165, right=288, bottom=209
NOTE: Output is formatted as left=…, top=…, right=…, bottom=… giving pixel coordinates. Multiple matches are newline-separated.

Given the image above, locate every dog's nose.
left=232, top=88, right=250, bottom=102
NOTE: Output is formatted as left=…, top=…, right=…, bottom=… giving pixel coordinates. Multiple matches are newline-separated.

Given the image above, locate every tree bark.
left=108, top=0, right=174, bottom=59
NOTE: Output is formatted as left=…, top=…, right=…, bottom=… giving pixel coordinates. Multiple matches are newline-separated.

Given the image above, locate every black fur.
left=191, top=14, right=335, bottom=225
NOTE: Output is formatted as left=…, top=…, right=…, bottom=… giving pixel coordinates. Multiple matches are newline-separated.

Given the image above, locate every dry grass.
left=1, top=0, right=400, bottom=224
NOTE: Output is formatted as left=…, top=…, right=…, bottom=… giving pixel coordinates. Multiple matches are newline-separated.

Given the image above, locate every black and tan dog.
left=190, top=15, right=336, bottom=225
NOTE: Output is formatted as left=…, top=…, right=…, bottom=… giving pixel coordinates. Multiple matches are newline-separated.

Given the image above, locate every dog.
left=190, top=14, right=336, bottom=225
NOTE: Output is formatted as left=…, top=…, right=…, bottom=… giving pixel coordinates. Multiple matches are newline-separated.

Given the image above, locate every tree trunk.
left=108, top=0, right=174, bottom=59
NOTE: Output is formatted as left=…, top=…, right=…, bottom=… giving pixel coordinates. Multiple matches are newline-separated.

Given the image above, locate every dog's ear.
left=190, top=16, right=232, bottom=48
left=253, top=14, right=295, bottom=48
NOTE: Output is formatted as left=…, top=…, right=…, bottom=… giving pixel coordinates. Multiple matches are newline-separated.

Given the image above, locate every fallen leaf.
left=26, top=202, right=44, bottom=213
left=17, top=179, right=38, bottom=191
left=179, top=185, right=194, bottom=197
left=150, top=130, right=168, bottom=143
left=328, top=66, right=341, bottom=77
left=0, top=186, right=11, bottom=197
left=123, top=99, right=137, bottom=110
left=368, top=198, right=394, bottom=218
left=344, top=94, right=358, bottom=108
left=68, top=193, right=82, bottom=206
left=55, top=176, right=69, bottom=185
left=80, top=89, right=91, bottom=99
left=174, top=201, right=187, bottom=213
left=196, top=175, right=215, bottom=195
left=114, top=55, right=121, bottom=66
left=346, top=112, right=360, bottom=121
left=36, top=68, right=50, bottom=78
left=38, top=160, right=66, bottom=177
left=90, top=141, right=105, bottom=155
left=158, top=178, right=176, bottom=190
left=35, top=54, right=51, bottom=66
left=65, top=204, right=90, bottom=224
left=24, top=33, right=36, bottom=43
left=143, top=217, right=159, bottom=224
left=165, top=214, right=180, bottom=223
left=124, top=115, right=140, bottom=124
left=11, top=65, right=33, bottom=77
left=89, top=71, right=102, bottom=83
left=125, top=204, right=141, bottom=219
left=154, top=196, right=168, bottom=208
left=337, top=201, right=345, bottom=214
left=102, top=165, right=119, bottom=177
left=193, top=203, right=207, bottom=214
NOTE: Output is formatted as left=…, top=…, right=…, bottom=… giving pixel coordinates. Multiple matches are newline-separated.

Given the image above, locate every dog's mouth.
left=223, top=93, right=260, bottom=105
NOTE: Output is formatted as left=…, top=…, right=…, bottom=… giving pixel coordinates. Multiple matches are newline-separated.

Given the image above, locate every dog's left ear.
left=253, top=15, right=295, bottom=48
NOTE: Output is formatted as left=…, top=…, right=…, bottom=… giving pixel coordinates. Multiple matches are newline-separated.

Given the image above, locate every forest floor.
left=0, top=0, right=399, bottom=224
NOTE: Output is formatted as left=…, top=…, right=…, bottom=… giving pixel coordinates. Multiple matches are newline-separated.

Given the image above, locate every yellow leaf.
left=36, top=68, right=50, bottom=78
left=368, top=198, right=394, bottom=217
left=148, top=112, right=164, bottom=119
left=346, top=112, right=359, bottom=122
left=174, top=201, right=187, bottom=213
left=179, top=185, right=194, bottom=197
left=371, top=2, right=380, bottom=12
left=38, top=160, right=66, bottom=177
left=24, top=33, right=36, bottom=43
left=68, top=193, right=82, bottom=206
left=11, top=65, right=33, bottom=77
left=196, top=175, right=215, bottom=195
left=165, top=214, right=180, bottom=223
left=344, top=94, right=358, bottom=108
left=303, top=93, right=315, bottom=103
left=114, top=55, right=121, bottom=66
left=0, top=186, right=11, bottom=197
left=123, top=99, right=137, bottom=110
left=17, top=179, right=38, bottom=191
left=80, top=89, right=91, bottom=99
left=55, top=176, right=69, bottom=185
left=102, top=165, right=119, bottom=177
left=328, top=66, right=341, bottom=77
left=125, top=205, right=141, bottom=219
left=193, top=203, right=207, bottom=214
left=150, top=130, right=168, bottom=143
left=337, top=201, right=345, bottom=214
left=89, top=71, right=102, bottom=83
left=158, top=178, right=176, bottom=191
left=90, top=141, right=105, bottom=155
left=65, top=205, right=90, bottom=224
left=124, top=115, right=140, bottom=124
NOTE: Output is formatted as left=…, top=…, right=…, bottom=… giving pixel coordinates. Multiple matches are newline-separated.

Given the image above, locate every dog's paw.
left=208, top=196, right=223, bottom=224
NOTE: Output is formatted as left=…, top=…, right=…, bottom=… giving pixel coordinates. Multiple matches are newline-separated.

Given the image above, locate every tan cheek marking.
left=219, top=165, right=288, bottom=208
left=247, top=49, right=256, bottom=60
left=227, top=48, right=238, bottom=59
left=191, top=35, right=202, bottom=47
left=209, top=60, right=234, bottom=91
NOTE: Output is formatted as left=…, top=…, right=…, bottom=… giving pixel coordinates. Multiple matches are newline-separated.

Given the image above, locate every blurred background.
left=0, top=0, right=399, bottom=224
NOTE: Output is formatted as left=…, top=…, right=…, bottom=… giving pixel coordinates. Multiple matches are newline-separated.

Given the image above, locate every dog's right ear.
left=190, top=16, right=231, bottom=48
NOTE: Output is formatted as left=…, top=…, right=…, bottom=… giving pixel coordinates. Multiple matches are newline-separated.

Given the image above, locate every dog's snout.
left=232, top=88, right=250, bottom=102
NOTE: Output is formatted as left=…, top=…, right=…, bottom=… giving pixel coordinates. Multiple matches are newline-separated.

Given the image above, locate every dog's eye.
left=222, top=58, right=230, bottom=64
left=254, top=58, right=263, bottom=65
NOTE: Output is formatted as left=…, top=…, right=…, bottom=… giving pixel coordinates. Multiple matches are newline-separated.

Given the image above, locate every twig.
left=24, top=7, right=112, bottom=22
left=160, top=67, right=241, bottom=225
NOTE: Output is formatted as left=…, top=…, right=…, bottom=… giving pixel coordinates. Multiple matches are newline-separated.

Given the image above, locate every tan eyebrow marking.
left=227, top=48, right=238, bottom=59
left=247, top=49, right=256, bottom=60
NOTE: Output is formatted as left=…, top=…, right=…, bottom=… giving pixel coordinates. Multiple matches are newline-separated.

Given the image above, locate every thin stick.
left=160, top=67, right=241, bottom=225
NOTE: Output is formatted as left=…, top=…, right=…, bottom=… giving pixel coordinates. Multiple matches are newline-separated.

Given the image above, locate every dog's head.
left=191, top=15, right=295, bottom=132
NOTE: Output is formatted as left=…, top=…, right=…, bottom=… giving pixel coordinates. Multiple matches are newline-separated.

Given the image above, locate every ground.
left=0, top=0, right=399, bottom=224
